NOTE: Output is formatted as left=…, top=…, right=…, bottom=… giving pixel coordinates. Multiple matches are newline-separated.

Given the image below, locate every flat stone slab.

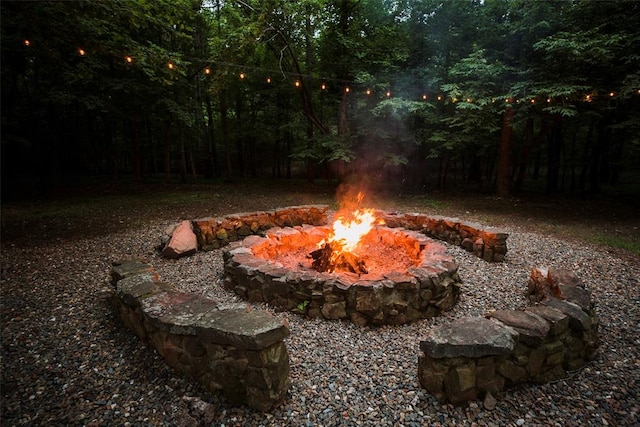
left=420, top=317, right=518, bottom=358
left=489, top=309, right=550, bottom=347
left=542, top=297, right=592, bottom=331
left=196, top=309, right=290, bottom=350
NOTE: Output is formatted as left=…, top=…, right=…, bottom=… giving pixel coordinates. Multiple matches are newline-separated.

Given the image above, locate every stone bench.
left=111, top=260, right=290, bottom=411
left=418, top=267, right=599, bottom=405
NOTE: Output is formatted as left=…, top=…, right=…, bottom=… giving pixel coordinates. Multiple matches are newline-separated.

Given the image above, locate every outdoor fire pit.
left=222, top=208, right=462, bottom=326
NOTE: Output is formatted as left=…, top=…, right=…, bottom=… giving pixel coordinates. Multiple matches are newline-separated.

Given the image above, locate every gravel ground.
left=2, top=212, right=639, bottom=426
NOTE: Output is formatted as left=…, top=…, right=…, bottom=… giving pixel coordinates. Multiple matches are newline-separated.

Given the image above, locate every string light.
left=609, top=92, right=615, bottom=97
left=125, top=55, right=133, bottom=63
left=437, top=95, right=442, bottom=101
left=386, top=91, right=391, bottom=97
left=294, top=80, right=301, bottom=88
left=422, top=94, right=427, bottom=100
left=530, top=98, right=535, bottom=104
left=204, top=67, right=211, bottom=74
left=466, top=98, right=472, bottom=103
left=78, top=48, right=86, bottom=56
left=344, top=86, right=350, bottom=93
left=321, top=83, right=326, bottom=90
left=547, top=98, right=552, bottom=103
left=266, top=76, right=271, bottom=83
left=167, top=61, right=174, bottom=70
left=366, top=89, right=371, bottom=96
left=23, top=39, right=30, bottom=46
left=239, top=71, right=245, bottom=79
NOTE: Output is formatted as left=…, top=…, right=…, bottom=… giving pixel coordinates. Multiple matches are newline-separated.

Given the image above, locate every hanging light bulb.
left=295, top=80, right=301, bottom=88
left=24, top=39, right=30, bottom=46
left=530, top=98, right=536, bottom=104
left=345, top=86, right=350, bottom=93
left=266, top=76, right=271, bottom=83
left=422, top=94, right=427, bottom=100
left=321, top=83, right=326, bottom=90
left=547, top=98, right=552, bottom=103
left=609, top=92, right=615, bottom=97
left=204, top=67, right=211, bottom=75
left=239, top=71, right=245, bottom=79
left=78, top=48, right=86, bottom=56
left=466, top=98, right=472, bottom=103
left=386, top=91, right=391, bottom=97
left=366, top=89, right=371, bottom=96
left=437, top=95, right=442, bottom=101
left=125, top=55, right=133, bottom=63
left=167, top=61, right=174, bottom=70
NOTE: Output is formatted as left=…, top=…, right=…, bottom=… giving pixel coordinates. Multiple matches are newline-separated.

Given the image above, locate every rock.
left=420, top=317, right=518, bottom=358
left=163, top=220, right=198, bottom=259
left=483, top=391, right=497, bottom=410
left=489, top=310, right=550, bottom=347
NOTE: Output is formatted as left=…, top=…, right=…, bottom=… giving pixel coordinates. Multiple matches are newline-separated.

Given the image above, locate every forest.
left=2, top=0, right=639, bottom=199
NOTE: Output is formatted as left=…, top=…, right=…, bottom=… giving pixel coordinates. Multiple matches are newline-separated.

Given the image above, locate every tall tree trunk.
left=514, top=117, right=535, bottom=192
left=496, top=107, right=514, bottom=196
left=545, top=115, right=563, bottom=195
left=205, top=94, right=218, bottom=178
left=164, top=116, right=173, bottom=183
left=220, top=88, right=233, bottom=181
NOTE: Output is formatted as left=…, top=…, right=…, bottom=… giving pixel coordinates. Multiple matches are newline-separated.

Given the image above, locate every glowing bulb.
left=466, top=98, right=472, bottom=103
left=239, top=72, right=245, bottom=79
left=547, top=98, right=552, bottom=103
left=295, top=80, right=301, bottom=87
left=386, top=91, right=391, bottom=97
left=78, top=48, right=86, bottom=56
left=505, top=98, right=511, bottom=103
left=204, top=67, right=211, bottom=75
left=609, top=92, right=615, bottom=97
left=266, top=76, right=271, bottom=83
left=422, top=94, right=427, bottom=100
left=437, top=96, right=442, bottom=101
left=167, top=62, right=174, bottom=70
left=125, top=55, right=133, bottom=63
left=24, top=39, right=30, bottom=46
left=530, top=98, right=536, bottom=104
left=321, top=83, right=326, bottom=90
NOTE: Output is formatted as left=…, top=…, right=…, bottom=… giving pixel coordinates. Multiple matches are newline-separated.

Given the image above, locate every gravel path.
left=2, top=216, right=639, bottom=426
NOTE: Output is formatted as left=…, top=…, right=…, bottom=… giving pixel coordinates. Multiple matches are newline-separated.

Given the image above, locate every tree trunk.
left=496, top=107, right=514, bottom=196
left=545, top=115, right=563, bottom=194
left=220, top=88, right=233, bottom=181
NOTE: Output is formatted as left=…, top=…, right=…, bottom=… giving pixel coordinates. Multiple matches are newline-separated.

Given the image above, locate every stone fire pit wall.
left=417, top=268, right=599, bottom=405
left=110, top=260, right=290, bottom=411
left=188, top=205, right=508, bottom=262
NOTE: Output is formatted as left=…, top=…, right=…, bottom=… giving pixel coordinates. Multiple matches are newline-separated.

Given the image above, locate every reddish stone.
left=163, top=220, right=198, bottom=259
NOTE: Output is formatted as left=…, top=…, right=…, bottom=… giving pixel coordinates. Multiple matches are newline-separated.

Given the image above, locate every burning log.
left=310, top=242, right=368, bottom=275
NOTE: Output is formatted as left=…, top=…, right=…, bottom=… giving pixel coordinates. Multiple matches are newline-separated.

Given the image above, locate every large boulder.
left=163, top=220, right=198, bottom=259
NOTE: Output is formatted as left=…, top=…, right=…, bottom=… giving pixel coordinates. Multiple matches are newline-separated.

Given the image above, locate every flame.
left=325, top=208, right=376, bottom=254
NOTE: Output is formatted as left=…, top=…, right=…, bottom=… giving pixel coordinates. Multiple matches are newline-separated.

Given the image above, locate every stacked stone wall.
left=111, top=260, right=290, bottom=411
left=185, top=206, right=508, bottom=263
left=417, top=268, right=599, bottom=404
left=222, top=226, right=461, bottom=326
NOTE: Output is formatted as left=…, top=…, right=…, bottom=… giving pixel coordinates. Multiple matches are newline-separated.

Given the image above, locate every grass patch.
left=588, top=234, right=640, bottom=256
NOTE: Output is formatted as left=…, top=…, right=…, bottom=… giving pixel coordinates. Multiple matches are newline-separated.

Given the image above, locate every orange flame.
left=330, top=209, right=375, bottom=253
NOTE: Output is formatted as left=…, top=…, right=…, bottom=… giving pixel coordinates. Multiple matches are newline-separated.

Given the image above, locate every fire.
left=328, top=209, right=376, bottom=254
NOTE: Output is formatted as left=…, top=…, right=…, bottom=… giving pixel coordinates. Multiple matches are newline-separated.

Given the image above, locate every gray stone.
left=525, top=305, right=569, bottom=336
left=420, top=317, right=517, bottom=358
left=195, top=309, right=289, bottom=350
left=541, top=297, right=592, bottom=331
left=111, top=260, right=154, bottom=284
left=489, top=310, right=550, bottom=347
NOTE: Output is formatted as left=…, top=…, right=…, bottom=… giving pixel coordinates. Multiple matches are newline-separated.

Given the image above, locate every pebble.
left=1, top=213, right=639, bottom=426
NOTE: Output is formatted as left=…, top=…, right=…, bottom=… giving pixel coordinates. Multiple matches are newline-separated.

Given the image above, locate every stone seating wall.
left=110, top=260, right=290, bottom=411
left=417, top=267, right=599, bottom=405
left=185, top=205, right=508, bottom=263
